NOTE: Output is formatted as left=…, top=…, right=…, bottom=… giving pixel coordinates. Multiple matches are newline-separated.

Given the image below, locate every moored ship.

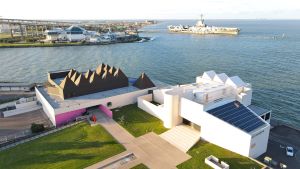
left=168, top=15, right=240, bottom=35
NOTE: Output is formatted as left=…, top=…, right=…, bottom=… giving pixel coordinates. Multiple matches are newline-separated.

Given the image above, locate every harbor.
left=0, top=18, right=155, bottom=47
left=0, top=17, right=299, bottom=169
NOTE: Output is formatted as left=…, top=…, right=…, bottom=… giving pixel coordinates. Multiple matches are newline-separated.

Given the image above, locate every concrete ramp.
left=160, top=125, right=200, bottom=152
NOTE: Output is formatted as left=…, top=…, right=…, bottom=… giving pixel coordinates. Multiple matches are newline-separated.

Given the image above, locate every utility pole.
left=35, top=22, right=38, bottom=36
left=8, top=20, right=14, bottom=38
left=24, top=25, right=28, bottom=37
left=19, top=23, right=24, bottom=40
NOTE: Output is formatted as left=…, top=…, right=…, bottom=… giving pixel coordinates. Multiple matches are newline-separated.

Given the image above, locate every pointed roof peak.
left=68, top=69, right=76, bottom=78
left=89, top=72, right=96, bottom=83
left=74, top=74, right=85, bottom=86
left=133, top=73, right=155, bottom=89
left=104, top=64, right=111, bottom=72
left=96, top=63, right=104, bottom=75
left=85, top=69, right=92, bottom=79
left=59, top=76, right=72, bottom=89
left=114, top=68, right=119, bottom=76
left=102, top=71, right=107, bottom=79
left=70, top=71, right=79, bottom=82
left=109, top=66, right=116, bottom=74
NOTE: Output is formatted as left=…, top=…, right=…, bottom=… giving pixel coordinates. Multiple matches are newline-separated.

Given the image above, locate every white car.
left=286, top=146, right=294, bottom=157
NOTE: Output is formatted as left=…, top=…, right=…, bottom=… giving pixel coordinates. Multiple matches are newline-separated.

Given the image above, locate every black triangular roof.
left=133, top=73, right=155, bottom=89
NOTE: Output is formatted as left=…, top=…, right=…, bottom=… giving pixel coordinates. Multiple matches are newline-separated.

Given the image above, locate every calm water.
left=0, top=20, right=299, bottom=128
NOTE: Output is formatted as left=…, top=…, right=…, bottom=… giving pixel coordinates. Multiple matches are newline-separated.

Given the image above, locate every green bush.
left=31, top=123, right=45, bottom=133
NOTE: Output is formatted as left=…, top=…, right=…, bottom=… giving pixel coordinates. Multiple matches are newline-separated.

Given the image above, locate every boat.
left=168, top=14, right=240, bottom=35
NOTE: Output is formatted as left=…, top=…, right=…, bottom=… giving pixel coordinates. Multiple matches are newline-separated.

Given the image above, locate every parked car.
left=286, top=146, right=294, bottom=157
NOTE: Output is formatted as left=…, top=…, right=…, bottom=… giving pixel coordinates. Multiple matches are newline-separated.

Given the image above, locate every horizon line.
left=1, top=17, right=300, bottom=21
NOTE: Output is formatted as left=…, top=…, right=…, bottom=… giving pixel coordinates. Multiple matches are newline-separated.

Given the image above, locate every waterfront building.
left=89, top=31, right=116, bottom=43
left=44, top=25, right=90, bottom=42
left=65, top=25, right=87, bottom=42
left=44, top=28, right=65, bottom=41
left=137, top=70, right=270, bottom=158
left=36, top=68, right=270, bottom=158
left=36, top=64, right=158, bottom=127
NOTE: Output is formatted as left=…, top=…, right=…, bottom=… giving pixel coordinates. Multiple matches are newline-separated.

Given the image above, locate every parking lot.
left=258, top=125, right=300, bottom=169
left=0, top=109, right=51, bottom=138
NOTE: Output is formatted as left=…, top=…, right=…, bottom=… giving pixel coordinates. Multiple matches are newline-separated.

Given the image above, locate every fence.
left=0, top=119, right=51, bottom=145
left=15, top=97, right=37, bottom=104
left=0, top=130, right=31, bottom=144
left=0, top=120, right=85, bottom=151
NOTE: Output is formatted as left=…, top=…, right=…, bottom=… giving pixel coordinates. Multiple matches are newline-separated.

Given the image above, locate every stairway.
left=160, top=125, right=200, bottom=152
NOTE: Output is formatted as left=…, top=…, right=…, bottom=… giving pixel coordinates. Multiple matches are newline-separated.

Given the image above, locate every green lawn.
left=113, top=104, right=168, bottom=137
left=0, top=122, right=125, bottom=169
left=131, top=163, right=149, bottom=169
left=177, top=141, right=262, bottom=169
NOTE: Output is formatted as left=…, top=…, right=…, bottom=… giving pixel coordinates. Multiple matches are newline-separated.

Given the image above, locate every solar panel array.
left=207, top=101, right=266, bottom=132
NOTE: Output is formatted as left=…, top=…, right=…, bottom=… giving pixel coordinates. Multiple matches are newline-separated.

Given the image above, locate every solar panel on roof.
left=207, top=101, right=266, bottom=132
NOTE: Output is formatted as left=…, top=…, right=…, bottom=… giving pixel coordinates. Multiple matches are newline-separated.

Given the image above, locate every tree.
left=31, top=123, right=45, bottom=133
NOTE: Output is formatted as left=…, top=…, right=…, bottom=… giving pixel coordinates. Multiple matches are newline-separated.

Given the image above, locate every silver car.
left=286, top=146, right=294, bottom=157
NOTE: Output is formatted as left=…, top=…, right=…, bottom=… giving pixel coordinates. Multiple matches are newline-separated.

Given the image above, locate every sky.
left=0, top=0, right=300, bottom=20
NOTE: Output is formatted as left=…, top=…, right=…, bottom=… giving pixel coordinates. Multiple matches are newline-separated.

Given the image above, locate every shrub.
left=31, top=123, right=45, bottom=133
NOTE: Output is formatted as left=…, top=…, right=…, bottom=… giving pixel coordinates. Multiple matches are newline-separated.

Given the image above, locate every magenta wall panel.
left=55, top=108, right=86, bottom=127
left=99, top=105, right=112, bottom=118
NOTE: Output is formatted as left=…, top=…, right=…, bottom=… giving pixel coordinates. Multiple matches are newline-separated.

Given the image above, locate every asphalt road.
left=258, top=125, right=300, bottom=169
left=0, top=109, right=51, bottom=137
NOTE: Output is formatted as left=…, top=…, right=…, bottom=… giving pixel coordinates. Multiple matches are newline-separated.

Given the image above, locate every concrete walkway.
left=160, top=125, right=200, bottom=152
left=86, top=111, right=191, bottom=169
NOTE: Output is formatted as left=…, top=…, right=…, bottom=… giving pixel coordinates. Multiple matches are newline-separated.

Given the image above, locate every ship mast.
left=196, top=14, right=205, bottom=27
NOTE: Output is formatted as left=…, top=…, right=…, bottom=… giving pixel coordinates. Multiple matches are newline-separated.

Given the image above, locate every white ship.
left=168, top=15, right=240, bottom=35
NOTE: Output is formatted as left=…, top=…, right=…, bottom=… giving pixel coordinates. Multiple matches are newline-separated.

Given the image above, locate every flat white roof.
left=180, top=81, right=228, bottom=94
left=248, top=105, right=271, bottom=116
left=37, top=79, right=167, bottom=110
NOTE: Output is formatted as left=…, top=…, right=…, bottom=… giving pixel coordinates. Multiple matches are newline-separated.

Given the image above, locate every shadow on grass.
left=219, top=158, right=261, bottom=169
left=9, top=152, right=96, bottom=168
left=2, top=141, right=122, bottom=168
left=178, top=141, right=262, bottom=169
left=38, top=141, right=119, bottom=151
left=113, top=105, right=161, bottom=124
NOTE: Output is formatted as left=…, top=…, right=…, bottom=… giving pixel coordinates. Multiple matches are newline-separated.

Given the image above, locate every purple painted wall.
left=99, top=105, right=113, bottom=118
left=55, top=108, right=86, bottom=127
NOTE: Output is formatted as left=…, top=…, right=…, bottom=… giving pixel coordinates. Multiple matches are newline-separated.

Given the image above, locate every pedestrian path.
left=86, top=110, right=191, bottom=169
left=160, top=125, right=200, bottom=152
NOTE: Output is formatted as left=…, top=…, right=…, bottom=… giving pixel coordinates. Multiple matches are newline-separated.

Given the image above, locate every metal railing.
left=15, top=97, right=37, bottom=104
left=0, top=130, right=31, bottom=144
left=0, top=119, right=51, bottom=145
left=0, top=119, right=86, bottom=150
